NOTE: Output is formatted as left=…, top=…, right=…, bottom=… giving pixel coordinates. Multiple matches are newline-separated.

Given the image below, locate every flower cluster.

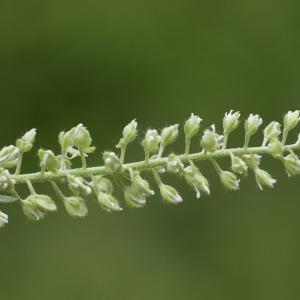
left=0, top=110, right=299, bottom=228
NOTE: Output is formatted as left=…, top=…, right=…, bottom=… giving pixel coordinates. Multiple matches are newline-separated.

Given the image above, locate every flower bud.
left=263, top=121, right=281, bottom=144
left=242, top=154, right=262, bottom=169
left=0, top=145, right=19, bottom=168
left=92, top=176, right=114, bottom=194
left=230, top=153, right=248, bottom=176
left=124, top=186, right=146, bottom=208
left=117, top=119, right=138, bottom=148
left=130, top=171, right=154, bottom=196
left=97, top=192, right=122, bottom=212
left=159, top=184, right=183, bottom=204
left=16, top=129, right=37, bottom=152
left=245, top=114, right=263, bottom=137
left=68, top=175, right=92, bottom=196
left=0, top=211, right=8, bottom=228
left=22, top=195, right=46, bottom=221
left=223, top=110, right=240, bottom=134
left=184, top=165, right=210, bottom=198
left=219, top=170, right=240, bottom=191
left=74, top=124, right=95, bottom=153
left=142, top=129, right=161, bottom=154
left=254, top=168, right=276, bottom=190
left=34, top=194, right=57, bottom=212
left=0, top=169, right=14, bottom=191
left=38, top=149, right=60, bottom=173
left=166, top=154, right=184, bottom=174
left=64, top=196, right=88, bottom=218
left=283, top=110, right=300, bottom=131
left=184, top=113, right=202, bottom=139
left=283, top=153, right=300, bottom=177
left=161, top=124, right=179, bottom=146
left=200, top=125, right=223, bottom=152
left=59, top=129, right=75, bottom=152
left=103, top=152, right=122, bottom=172
left=268, top=139, right=284, bottom=156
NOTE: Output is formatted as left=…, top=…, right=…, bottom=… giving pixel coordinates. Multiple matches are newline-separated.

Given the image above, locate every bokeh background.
left=1, top=0, right=300, bottom=299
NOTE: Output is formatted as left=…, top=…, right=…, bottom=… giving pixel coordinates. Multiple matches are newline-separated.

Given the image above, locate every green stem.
left=80, top=151, right=87, bottom=169
left=9, top=142, right=300, bottom=185
left=222, top=134, right=229, bottom=149
left=244, top=134, right=250, bottom=148
left=282, top=128, right=289, bottom=145
left=26, top=180, right=36, bottom=195
left=15, top=151, right=24, bottom=175
left=120, top=145, right=127, bottom=164
left=50, top=181, right=66, bottom=201
left=185, top=137, right=191, bottom=155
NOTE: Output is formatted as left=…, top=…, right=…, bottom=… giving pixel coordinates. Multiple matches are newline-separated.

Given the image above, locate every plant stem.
left=10, top=142, right=300, bottom=185
left=185, top=137, right=191, bottom=155
left=15, top=151, right=23, bottom=175
left=80, top=151, right=87, bottom=169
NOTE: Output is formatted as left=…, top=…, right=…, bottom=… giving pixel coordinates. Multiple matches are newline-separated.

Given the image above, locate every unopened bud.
left=283, top=110, right=300, bottom=131
left=103, top=152, right=122, bottom=172
left=38, top=149, right=60, bottom=173
left=59, top=129, right=75, bottom=152
left=167, top=154, right=184, bottom=174
left=0, top=169, right=14, bottom=191
left=219, top=170, right=240, bottom=191
left=64, top=196, right=88, bottom=218
left=68, top=175, right=92, bottom=196
left=22, top=195, right=46, bottom=221
left=245, top=114, right=263, bottom=137
left=161, top=124, right=179, bottom=146
left=263, top=121, right=281, bottom=144
left=230, top=153, right=248, bottom=176
left=268, top=139, right=284, bottom=156
left=124, top=186, right=146, bottom=208
left=117, top=119, right=138, bottom=148
left=223, top=110, right=240, bottom=134
left=254, top=168, right=276, bottom=190
left=159, top=184, right=183, bottom=204
left=74, top=124, right=95, bottom=153
left=142, top=129, right=161, bottom=154
left=184, top=165, right=210, bottom=198
left=131, top=171, right=154, bottom=196
left=184, top=113, right=202, bottom=139
left=97, top=192, right=122, bottom=212
left=283, top=153, right=300, bottom=177
left=16, top=129, right=37, bottom=152
left=201, top=125, right=223, bottom=152
left=0, top=145, right=19, bottom=169
left=92, top=176, right=114, bottom=194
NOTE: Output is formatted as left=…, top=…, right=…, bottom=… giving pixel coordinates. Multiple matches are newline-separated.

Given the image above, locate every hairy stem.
left=11, top=142, right=300, bottom=185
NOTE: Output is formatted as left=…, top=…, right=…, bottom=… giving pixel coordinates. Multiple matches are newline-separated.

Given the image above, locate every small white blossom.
left=254, top=168, right=276, bottom=190
left=184, top=113, right=202, bottom=139
left=223, top=110, right=240, bottom=134
left=245, top=114, right=263, bottom=137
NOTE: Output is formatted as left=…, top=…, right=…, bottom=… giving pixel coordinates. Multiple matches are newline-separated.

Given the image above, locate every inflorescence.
left=1, top=111, right=300, bottom=228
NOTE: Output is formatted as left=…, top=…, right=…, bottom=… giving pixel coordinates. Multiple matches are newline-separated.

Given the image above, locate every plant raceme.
left=0, top=111, right=300, bottom=228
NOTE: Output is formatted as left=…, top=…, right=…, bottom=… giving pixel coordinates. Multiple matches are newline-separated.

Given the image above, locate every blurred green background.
left=1, top=0, right=300, bottom=299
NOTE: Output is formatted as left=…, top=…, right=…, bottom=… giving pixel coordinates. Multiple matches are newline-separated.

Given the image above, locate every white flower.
left=245, top=114, right=263, bottom=137
left=230, top=153, right=248, bottom=176
left=223, top=110, right=240, bottom=134
left=254, top=168, right=276, bottom=190
left=184, top=113, right=202, bottom=139
left=283, top=110, right=300, bottom=131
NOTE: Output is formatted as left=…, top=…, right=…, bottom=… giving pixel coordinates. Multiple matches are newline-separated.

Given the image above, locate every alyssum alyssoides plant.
left=0, top=110, right=300, bottom=228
